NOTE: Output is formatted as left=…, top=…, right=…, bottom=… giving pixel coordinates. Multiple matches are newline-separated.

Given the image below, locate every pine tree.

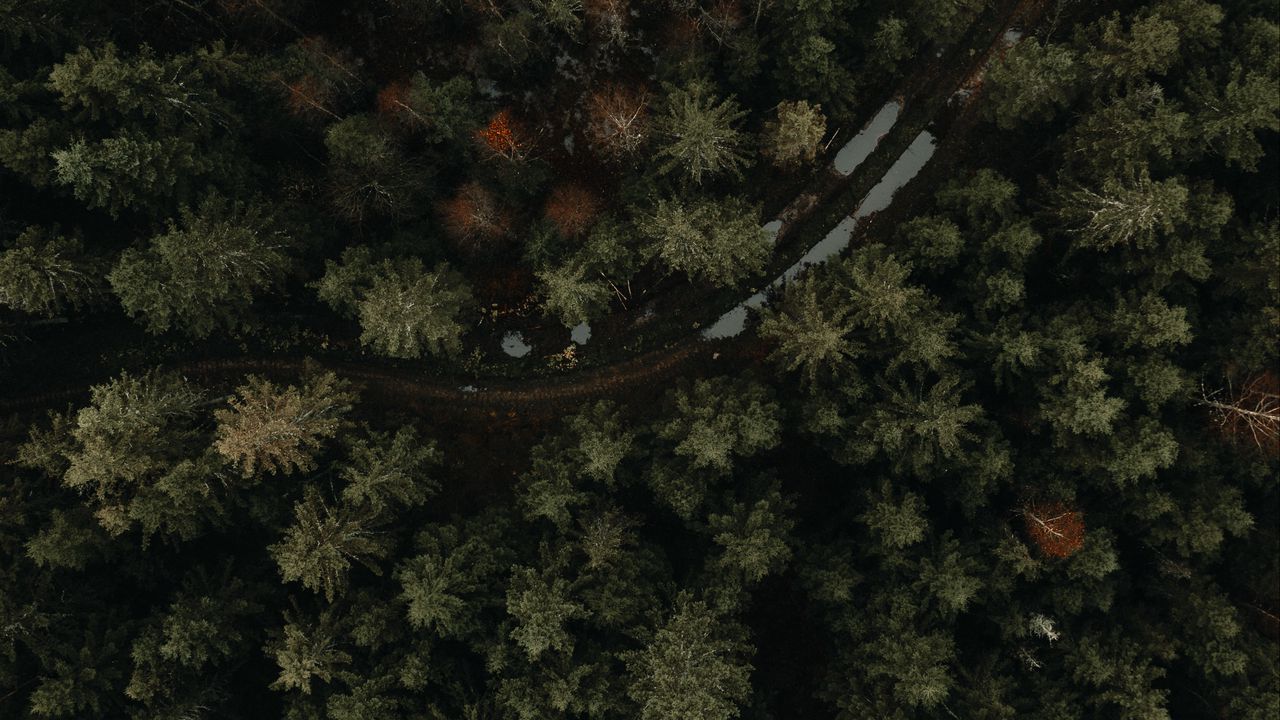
left=0, top=227, right=101, bottom=317
left=506, top=566, right=586, bottom=661
left=109, top=193, right=291, bottom=337
left=315, top=249, right=475, bottom=359
left=653, top=81, right=749, bottom=184
left=656, top=377, right=780, bottom=475
left=270, top=487, right=388, bottom=601
left=762, top=100, right=826, bottom=168
left=214, top=370, right=355, bottom=477
left=536, top=261, right=612, bottom=327
left=635, top=196, right=768, bottom=287
left=984, top=40, right=1080, bottom=129
left=625, top=595, right=752, bottom=720
left=339, top=426, right=440, bottom=515
left=325, top=114, right=426, bottom=223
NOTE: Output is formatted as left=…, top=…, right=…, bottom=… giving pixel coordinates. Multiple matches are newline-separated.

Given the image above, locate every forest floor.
left=1, top=0, right=1049, bottom=426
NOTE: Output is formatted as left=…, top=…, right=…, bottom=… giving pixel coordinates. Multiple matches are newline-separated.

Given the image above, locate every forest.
left=0, top=0, right=1277, bottom=717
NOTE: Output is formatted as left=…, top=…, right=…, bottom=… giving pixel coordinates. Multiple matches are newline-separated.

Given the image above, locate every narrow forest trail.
left=0, top=0, right=1046, bottom=419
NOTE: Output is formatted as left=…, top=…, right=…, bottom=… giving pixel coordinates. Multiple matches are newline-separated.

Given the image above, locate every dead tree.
left=1201, top=371, right=1280, bottom=457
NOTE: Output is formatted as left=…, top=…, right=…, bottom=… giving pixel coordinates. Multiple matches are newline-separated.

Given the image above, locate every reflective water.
left=702, top=130, right=937, bottom=340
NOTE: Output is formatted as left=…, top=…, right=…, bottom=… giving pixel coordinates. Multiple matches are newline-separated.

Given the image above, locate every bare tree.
left=585, top=84, right=649, bottom=160
left=1201, top=371, right=1280, bottom=456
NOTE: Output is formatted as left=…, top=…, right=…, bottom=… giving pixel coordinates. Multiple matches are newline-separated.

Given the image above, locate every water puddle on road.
left=702, top=130, right=937, bottom=341
left=832, top=101, right=902, bottom=176
left=501, top=331, right=533, bottom=357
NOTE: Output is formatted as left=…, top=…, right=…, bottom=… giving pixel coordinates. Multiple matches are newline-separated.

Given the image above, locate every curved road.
left=1, top=0, right=1044, bottom=417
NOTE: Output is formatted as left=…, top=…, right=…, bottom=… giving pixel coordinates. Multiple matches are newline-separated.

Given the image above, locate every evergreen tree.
left=0, top=227, right=100, bottom=317
left=625, top=595, right=752, bottom=720
left=653, top=81, right=750, bottom=184
left=214, top=369, right=355, bottom=477
left=109, top=193, right=291, bottom=337
left=761, top=100, right=826, bottom=168
left=635, top=196, right=768, bottom=287
left=316, top=247, right=475, bottom=359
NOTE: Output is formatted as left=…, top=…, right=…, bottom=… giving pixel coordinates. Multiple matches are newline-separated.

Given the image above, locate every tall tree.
left=315, top=248, right=475, bottom=359
left=635, top=196, right=768, bottom=287
left=0, top=227, right=101, bottom=317
left=653, top=81, right=749, bottom=184
left=109, top=193, right=291, bottom=337
left=214, top=369, right=355, bottom=477
left=625, top=595, right=752, bottom=720
left=270, top=487, right=388, bottom=602
left=761, top=100, right=826, bottom=168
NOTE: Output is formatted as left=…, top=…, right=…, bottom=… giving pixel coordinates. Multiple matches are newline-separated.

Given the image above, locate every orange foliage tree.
left=440, top=182, right=512, bottom=258
left=477, top=109, right=528, bottom=161
left=544, top=184, right=602, bottom=238
left=585, top=85, right=649, bottom=160
left=1023, top=502, right=1086, bottom=558
left=375, top=79, right=421, bottom=125
left=282, top=74, right=339, bottom=120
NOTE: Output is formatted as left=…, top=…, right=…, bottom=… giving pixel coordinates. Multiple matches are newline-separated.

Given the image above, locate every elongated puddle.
left=832, top=101, right=902, bottom=176
left=703, top=130, right=937, bottom=340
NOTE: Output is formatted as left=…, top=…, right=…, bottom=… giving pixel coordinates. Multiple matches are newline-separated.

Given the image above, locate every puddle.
left=570, top=322, right=591, bottom=344
left=762, top=219, right=783, bottom=246
left=501, top=331, right=532, bottom=357
left=702, top=130, right=937, bottom=340
left=459, top=385, right=479, bottom=393
left=832, top=101, right=902, bottom=176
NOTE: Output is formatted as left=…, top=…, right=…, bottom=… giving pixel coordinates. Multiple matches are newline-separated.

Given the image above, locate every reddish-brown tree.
left=376, top=79, right=420, bottom=124
left=544, top=184, right=602, bottom=238
left=585, top=0, right=629, bottom=45
left=1202, top=370, right=1280, bottom=457
left=585, top=85, right=649, bottom=160
left=477, top=109, right=528, bottom=161
left=1023, top=502, right=1086, bottom=558
left=282, top=74, right=340, bottom=120
left=663, top=14, right=704, bottom=49
left=440, top=182, right=512, bottom=258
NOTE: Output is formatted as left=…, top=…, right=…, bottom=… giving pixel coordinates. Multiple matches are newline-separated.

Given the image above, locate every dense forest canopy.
left=0, top=0, right=1277, bottom=718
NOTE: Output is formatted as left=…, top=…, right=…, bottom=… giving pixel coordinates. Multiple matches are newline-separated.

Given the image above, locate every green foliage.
left=657, top=377, right=780, bottom=475
left=636, top=196, right=768, bottom=287
left=653, top=81, right=750, bottom=185
left=0, top=2, right=1278, bottom=718
left=506, top=566, right=585, bottom=661
left=984, top=39, right=1080, bottom=128
left=395, top=73, right=478, bottom=144
left=396, top=514, right=513, bottom=639
left=214, top=370, right=355, bottom=477
left=110, top=193, right=291, bottom=337
left=52, top=130, right=208, bottom=216
left=270, top=487, right=389, bottom=602
left=762, top=100, right=826, bottom=168
left=269, top=610, right=351, bottom=695
left=325, top=114, right=428, bottom=222
left=625, top=596, right=752, bottom=720
left=35, top=370, right=214, bottom=537
left=759, top=279, right=858, bottom=385
left=339, top=426, right=440, bottom=515
left=535, top=261, right=613, bottom=327
left=707, top=483, right=794, bottom=584
left=0, top=227, right=100, bottom=317
left=316, top=247, right=475, bottom=358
